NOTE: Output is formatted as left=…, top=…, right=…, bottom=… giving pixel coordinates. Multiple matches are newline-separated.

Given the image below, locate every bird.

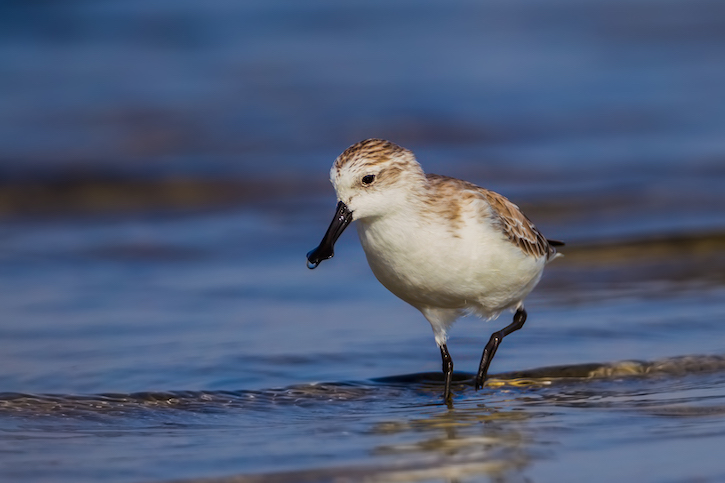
left=306, top=139, right=563, bottom=401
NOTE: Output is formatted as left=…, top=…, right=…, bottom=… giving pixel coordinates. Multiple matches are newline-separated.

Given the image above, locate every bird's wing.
left=478, top=188, right=557, bottom=259
left=424, top=173, right=561, bottom=260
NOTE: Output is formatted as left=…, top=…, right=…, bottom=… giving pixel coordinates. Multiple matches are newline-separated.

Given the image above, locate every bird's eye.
left=361, top=174, right=376, bottom=186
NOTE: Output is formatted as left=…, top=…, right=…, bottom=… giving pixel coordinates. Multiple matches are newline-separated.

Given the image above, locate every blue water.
left=1, top=0, right=725, bottom=482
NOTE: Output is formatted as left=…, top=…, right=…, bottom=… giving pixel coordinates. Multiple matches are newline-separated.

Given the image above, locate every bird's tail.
left=546, top=239, right=565, bottom=261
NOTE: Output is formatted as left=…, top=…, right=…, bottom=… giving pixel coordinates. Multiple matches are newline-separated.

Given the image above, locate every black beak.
left=306, top=201, right=353, bottom=269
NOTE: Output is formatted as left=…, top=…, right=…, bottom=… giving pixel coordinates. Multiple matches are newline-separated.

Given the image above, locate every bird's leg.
left=475, top=308, right=527, bottom=390
left=439, top=344, right=454, bottom=402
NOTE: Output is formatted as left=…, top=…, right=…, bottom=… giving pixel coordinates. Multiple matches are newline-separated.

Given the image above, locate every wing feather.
left=425, top=173, right=561, bottom=260
left=479, top=189, right=558, bottom=260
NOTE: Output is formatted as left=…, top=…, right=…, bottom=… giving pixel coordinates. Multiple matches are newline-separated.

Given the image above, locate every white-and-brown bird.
left=307, top=139, right=563, bottom=401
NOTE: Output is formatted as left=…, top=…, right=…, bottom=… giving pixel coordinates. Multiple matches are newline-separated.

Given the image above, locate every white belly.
left=356, top=215, right=545, bottom=317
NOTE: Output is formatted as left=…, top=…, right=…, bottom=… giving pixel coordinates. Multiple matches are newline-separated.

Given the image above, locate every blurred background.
left=1, top=0, right=724, bottom=482
left=2, top=0, right=724, bottom=219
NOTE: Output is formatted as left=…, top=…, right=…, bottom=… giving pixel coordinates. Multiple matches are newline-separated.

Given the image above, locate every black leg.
left=440, top=344, right=454, bottom=402
left=475, top=308, right=527, bottom=390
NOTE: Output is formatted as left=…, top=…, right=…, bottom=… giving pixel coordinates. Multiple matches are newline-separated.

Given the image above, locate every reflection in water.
left=370, top=404, right=533, bottom=483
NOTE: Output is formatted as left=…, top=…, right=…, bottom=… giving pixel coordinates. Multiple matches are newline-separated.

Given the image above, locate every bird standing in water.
left=307, top=139, right=563, bottom=401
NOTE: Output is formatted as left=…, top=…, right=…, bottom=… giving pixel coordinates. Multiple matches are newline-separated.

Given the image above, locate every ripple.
left=1, top=354, right=723, bottom=418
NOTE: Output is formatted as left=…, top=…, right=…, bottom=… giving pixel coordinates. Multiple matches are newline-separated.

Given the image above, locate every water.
left=1, top=0, right=725, bottom=482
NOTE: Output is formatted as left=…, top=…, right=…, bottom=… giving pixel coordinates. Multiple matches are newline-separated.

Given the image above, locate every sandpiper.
left=307, top=139, right=563, bottom=401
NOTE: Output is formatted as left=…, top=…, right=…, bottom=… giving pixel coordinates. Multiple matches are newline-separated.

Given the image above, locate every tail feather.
left=546, top=239, right=565, bottom=261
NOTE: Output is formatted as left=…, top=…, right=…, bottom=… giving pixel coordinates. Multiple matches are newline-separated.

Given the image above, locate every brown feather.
left=425, top=174, right=558, bottom=259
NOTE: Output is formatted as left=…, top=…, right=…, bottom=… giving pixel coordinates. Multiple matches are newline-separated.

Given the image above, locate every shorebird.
left=306, top=139, right=563, bottom=401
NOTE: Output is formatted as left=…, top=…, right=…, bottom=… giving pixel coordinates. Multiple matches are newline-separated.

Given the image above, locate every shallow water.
left=2, top=0, right=725, bottom=482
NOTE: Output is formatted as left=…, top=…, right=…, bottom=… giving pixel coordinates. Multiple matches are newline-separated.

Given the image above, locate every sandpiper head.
left=306, top=139, right=423, bottom=269
left=330, top=139, right=424, bottom=220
